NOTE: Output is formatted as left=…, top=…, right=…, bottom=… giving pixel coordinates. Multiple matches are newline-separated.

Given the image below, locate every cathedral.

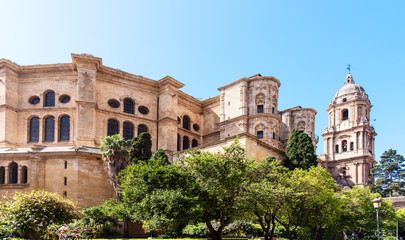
left=0, top=53, right=373, bottom=207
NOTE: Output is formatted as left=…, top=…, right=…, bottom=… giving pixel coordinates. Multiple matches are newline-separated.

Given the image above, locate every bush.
left=0, top=190, right=78, bottom=239
left=182, top=222, right=209, bottom=237
left=45, top=205, right=120, bottom=239
left=223, top=221, right=262, bottom=237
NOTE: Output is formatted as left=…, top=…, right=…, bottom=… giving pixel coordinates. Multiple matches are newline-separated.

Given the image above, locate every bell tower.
left=319, top=69, right=376, bottom=187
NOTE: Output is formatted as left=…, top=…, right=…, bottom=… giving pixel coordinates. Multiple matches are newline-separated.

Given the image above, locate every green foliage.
left=338, top=186, right=397, bottom=239
left=129, top=132, right=152, bottom=163
left=223, top=221, right=262, bottom=237
left=100, top=134, right=130, bottom=199
left=0, top=190, right=78, bottom=239
left=372, top=149, right=405, bottom=197
left=45, top=205, right=120, bottom=239
left=237, top=157, right=288, bottom=240
left=119, top=155, right=199, bottom=230
left=153, top=149, right=170, bottom=165
left=182, top=222, right=209, bottom=238
left=178, top=139, right=255, bottom=240
left=276, top=167, right=342, bottom=240
left=284, top=129, right=317, bottom=170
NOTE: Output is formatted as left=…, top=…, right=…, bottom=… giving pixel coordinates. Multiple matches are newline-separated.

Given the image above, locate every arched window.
left=29, top=117, right=40, bottom=142
left=342, top=140, right=348, bottom=152
left=137, top=124, right=148, bottom=136
left=59, top=115, right=70, bottom=141
left=192, top=139, right=198, bottom=148
left=342, top=109, right=349, bottom=121
left=0, top=167, right=5, bottom=184
left=350, top=142, right=354, bottom=151
left=177, top=134, right=181, bottom=151
left=123, top=98, right=134, bottom=114
left=183, top=115, right=190, bottom=130
left=107, top=119, right=119, bottom=136
left=335, top=145, right=339, bottom=153
left=21, top=166, right=27, bottom=184
left=44, top=91, right=55, bottom=107
left=44, top=116, right=55, bottom=142
left=123, top=121, right=134, bottom=140
left=9, top=162, right=18, bottom=184
left=183, top=136, right=189, bottom=150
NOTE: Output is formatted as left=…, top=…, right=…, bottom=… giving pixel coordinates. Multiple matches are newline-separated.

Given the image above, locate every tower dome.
left=331, top=73, right=368, bottom=104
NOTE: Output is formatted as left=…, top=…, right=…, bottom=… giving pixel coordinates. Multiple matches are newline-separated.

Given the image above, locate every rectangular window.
left=257, top=105, right=264, bottom=113
left=64, top=161, right=67, bottom=169
left=64, top=177, right=67, bottom=186
left=335, top=145, right=339, bottom=153
left=350, top=142, right=354, bottom=151
left=63, top=191, right=67, bottom=197
left=257, top=131, right=264, bottom=139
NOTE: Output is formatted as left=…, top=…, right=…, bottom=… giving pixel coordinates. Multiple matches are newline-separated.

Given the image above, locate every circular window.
left=108, top=99, right=120, bottom=108
left=59, top=95, right=71, bottom=103
left=138, top=106, right=149, bottom=115
left=29, top=96, right=40, bottom=105
left=193, top=123, right=200, bottom=131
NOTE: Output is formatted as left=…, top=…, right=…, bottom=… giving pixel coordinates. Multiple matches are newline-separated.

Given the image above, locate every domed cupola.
left=331, top=73, right=368, bottom=104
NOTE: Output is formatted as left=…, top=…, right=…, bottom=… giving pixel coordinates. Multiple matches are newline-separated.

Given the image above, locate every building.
left=0, top=53, right=317, bottom=207
left=318, top=71, right=376, bottom=187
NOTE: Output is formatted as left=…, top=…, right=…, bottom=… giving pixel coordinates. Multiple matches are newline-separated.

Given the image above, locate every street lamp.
left=372, top=197, right=383, bottom=240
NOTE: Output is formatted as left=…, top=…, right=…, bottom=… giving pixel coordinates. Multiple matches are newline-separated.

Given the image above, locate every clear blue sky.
left=1, top=0, right=404, bottom=160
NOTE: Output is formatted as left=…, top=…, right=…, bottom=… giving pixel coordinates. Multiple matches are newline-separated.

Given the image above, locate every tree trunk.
left=205, top=217, right=222, bottom=240
left=123, top=221, right=129, bottom=238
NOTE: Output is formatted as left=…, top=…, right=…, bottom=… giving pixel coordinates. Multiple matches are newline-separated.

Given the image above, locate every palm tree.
left=100, top=134, right=129, bottom=200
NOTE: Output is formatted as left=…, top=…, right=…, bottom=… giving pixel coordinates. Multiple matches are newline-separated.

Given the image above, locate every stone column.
left=4, top=166, right=8, bottom=184
left=18, top=165, right=22, bottom=184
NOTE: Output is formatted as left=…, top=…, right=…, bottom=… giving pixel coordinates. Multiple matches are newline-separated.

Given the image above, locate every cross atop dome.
left=345, top=64, right=354, bottom=84
left=347, top=64, right=351, bottom=74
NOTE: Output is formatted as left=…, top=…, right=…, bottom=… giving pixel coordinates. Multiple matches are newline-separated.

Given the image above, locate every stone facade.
left=0, top=54, right=317, bottom=207
left=318, top=72, right=377, bottom=187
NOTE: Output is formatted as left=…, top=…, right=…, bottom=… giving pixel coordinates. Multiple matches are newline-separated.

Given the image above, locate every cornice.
left=0, top=59, right=21, bottom=73
left=20, top=63, right=75, bottom=74
left=202, top=95, right=220, bottom=108
left=72, top=53, right=102, bottom=70
left=98, top=66, right=158, bottom=90
left=217, top=76, right=281, bottom=91
left=158, top=75, right=185, bottom=89
left=279, top=106, right=317, bottom=115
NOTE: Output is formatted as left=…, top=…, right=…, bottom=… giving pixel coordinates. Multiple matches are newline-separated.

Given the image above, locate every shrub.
left=0, top=190, right=78, bottom=239
left=182, top=222, right=209, bottom=237
left=223, top=221, right=262, bottom=237
left=45, top=205, right=120, bottom=239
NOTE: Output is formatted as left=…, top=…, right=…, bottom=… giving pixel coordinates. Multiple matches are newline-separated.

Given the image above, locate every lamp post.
left=372, top=197, right=383, bottom=240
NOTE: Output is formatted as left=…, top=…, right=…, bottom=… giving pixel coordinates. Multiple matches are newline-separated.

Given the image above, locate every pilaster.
left=72, top=54, right=101, bottom=147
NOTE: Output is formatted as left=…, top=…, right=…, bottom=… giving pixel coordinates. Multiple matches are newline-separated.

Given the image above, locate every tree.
left=129, top=132, right=152, bottom=163
left=178, top=140, right=255, bottom=240
left=100, top=134, right=129, bottom=200
left=0, top=190, right=78, bottom=240
left=237, top=157, right=288, bottom=240
left=118, top=139, right=254, bottom=240
left=372, top=149, right=405, bottom=197
left=119, top=155, right=199, bottom=230
left=275, top=167, right=342, bottom=240
left=284, top=129, right=317, bottom=170
left=337, top=186, right=397, bottom=238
